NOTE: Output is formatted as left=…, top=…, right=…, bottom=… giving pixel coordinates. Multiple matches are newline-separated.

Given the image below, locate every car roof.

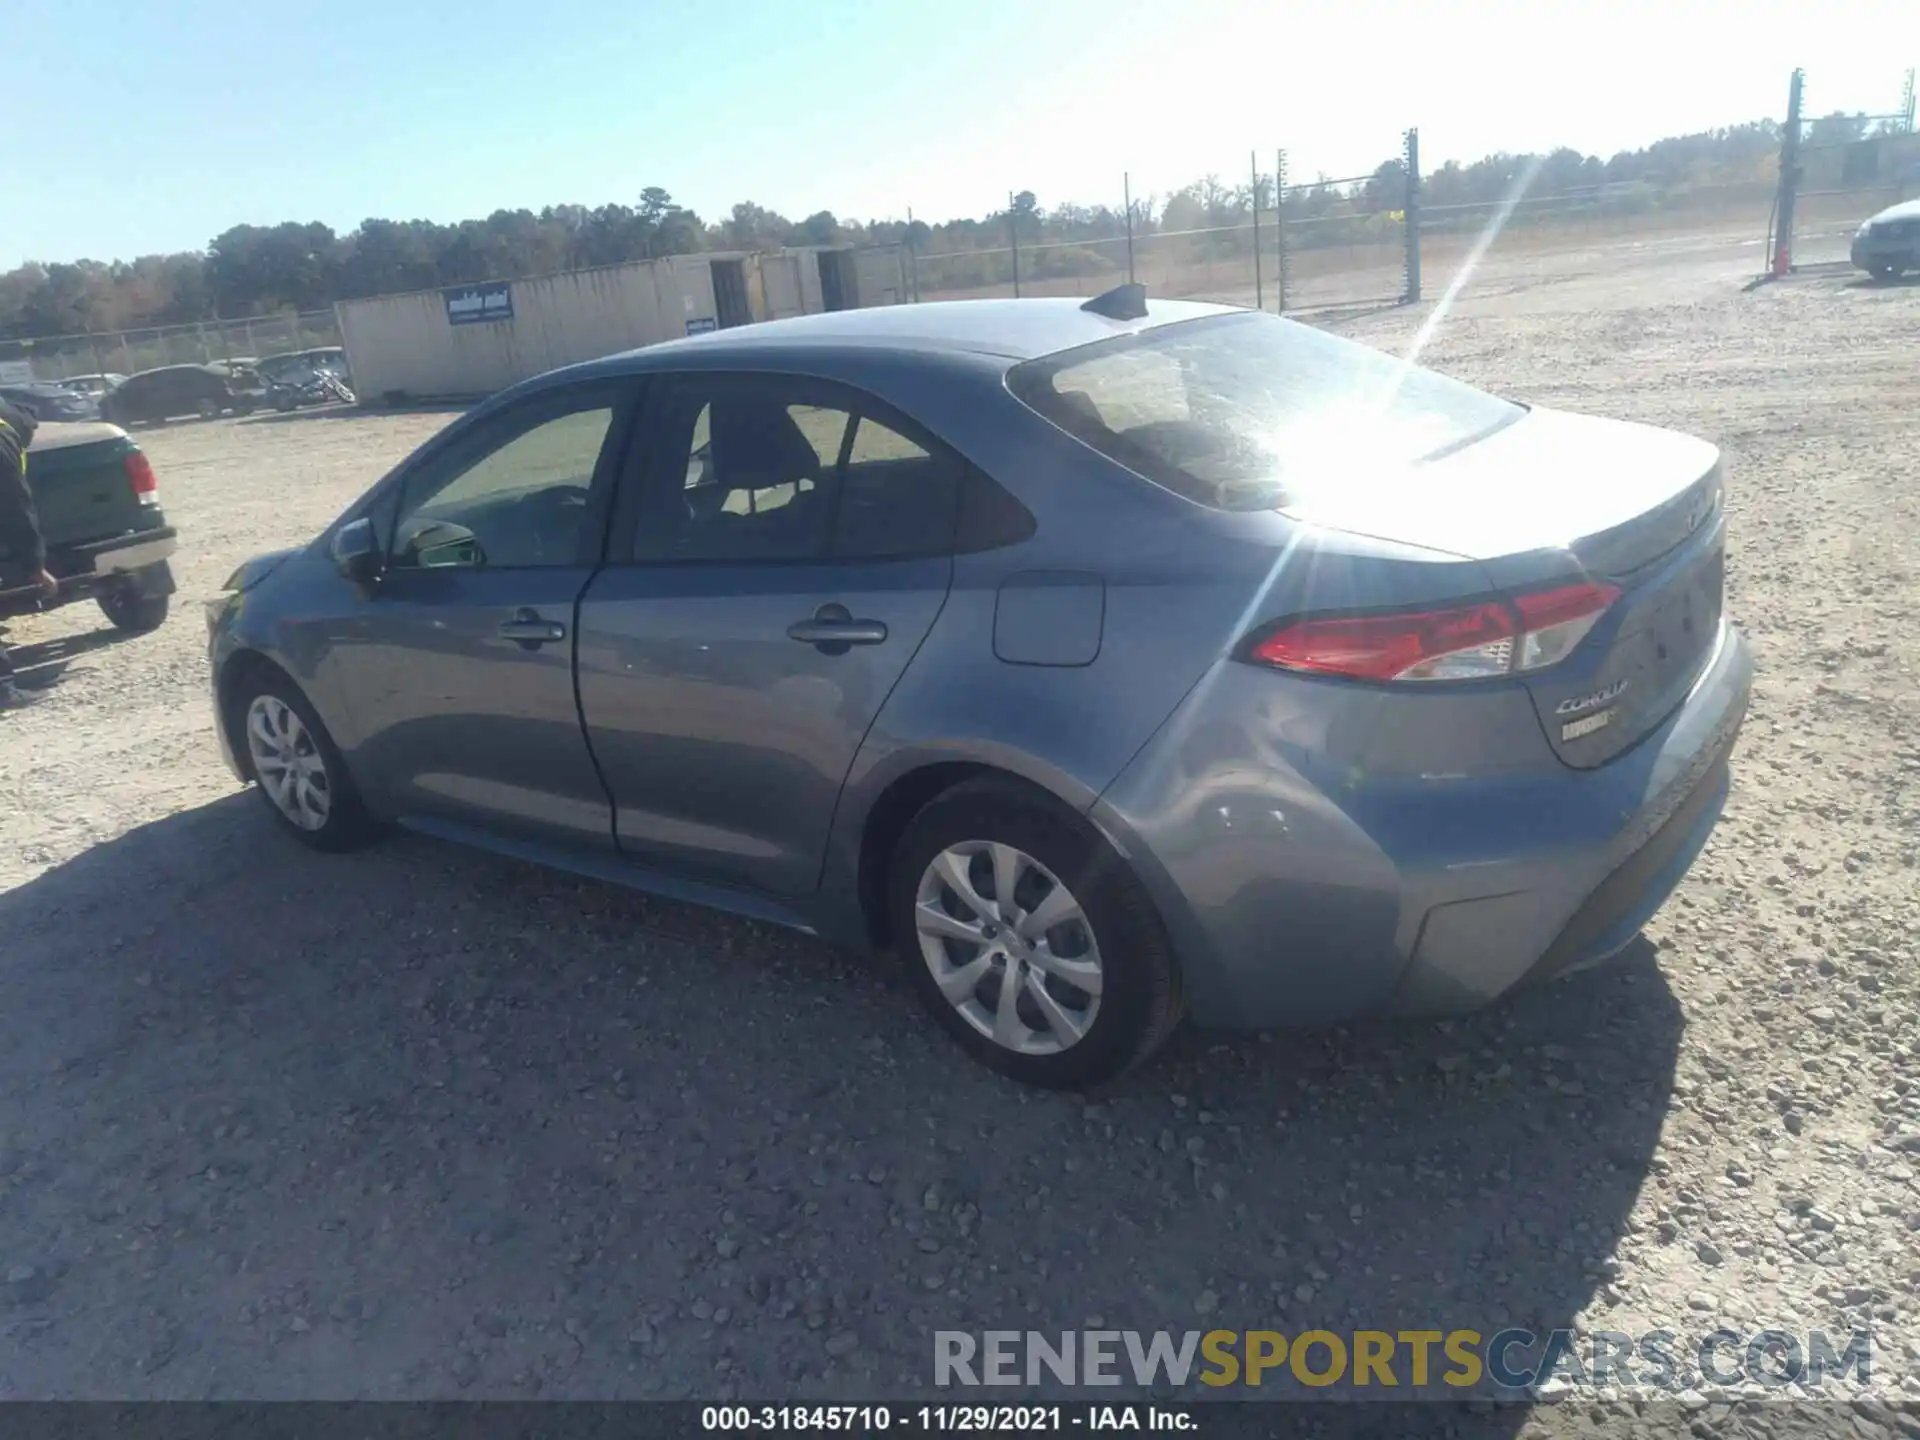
left=128, top=363, right=221, bottom=378
left=1868, top=197, right=1920, bottom=223
left=599, top=296, right=1238, bottom=369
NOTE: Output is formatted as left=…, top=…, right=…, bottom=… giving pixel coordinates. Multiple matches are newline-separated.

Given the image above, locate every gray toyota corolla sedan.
left=206, top=286, right=1751, bottom=1089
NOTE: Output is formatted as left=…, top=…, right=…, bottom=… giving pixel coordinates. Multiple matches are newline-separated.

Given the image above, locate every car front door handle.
left=788, top=603, right=887, bottom=651
left=499, top=608, right=567, bottom=648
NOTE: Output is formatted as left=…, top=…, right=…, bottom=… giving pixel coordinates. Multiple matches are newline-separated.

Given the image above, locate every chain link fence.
left=16, top=110, right=1909, bottom=387
left=0, top=310, right=343, bottom=383
left=904, top=121, right=1920, bottom=320
left=906, top=136, right=1424, bottom=316
left=909, top=226, right=1290, bottom=307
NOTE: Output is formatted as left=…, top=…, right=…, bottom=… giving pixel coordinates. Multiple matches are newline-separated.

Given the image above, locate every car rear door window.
left=659, top=393, right=850, bottom=562
left=638, top=378, right=961, bottom=564
left=831, top=415, right=962, bottom=559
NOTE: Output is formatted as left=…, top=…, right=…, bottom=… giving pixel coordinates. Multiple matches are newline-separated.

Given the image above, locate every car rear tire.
left=98, top=590, right=169, bottom=633
left=890, top=777, right=1184, bottom=1090
left=1868, top=264, right=1901, bottom=282
left=232, top=671, right=380, bottom=853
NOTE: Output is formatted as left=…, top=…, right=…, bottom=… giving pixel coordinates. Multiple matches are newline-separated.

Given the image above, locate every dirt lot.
left=1, top=235, right=1918, bottom=1430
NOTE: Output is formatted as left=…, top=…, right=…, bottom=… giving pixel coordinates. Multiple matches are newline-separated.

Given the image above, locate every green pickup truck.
left=0, top=421, right=178, bottom=632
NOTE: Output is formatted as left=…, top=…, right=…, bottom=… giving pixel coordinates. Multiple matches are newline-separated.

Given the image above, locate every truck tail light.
left=125, top=451, right=160, bottom=506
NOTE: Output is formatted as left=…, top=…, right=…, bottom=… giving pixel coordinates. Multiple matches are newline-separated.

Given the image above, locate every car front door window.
left=390, top=403, right=616, bottom=570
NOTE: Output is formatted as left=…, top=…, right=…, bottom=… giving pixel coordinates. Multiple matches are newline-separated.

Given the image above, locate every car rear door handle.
left=499, top=608, right=567, bottom=648
left=788, top=603, right=887, bottom=650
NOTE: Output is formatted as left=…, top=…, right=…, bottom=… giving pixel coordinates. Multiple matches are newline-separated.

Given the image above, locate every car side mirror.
left=330, top=517, right=383, bottom=586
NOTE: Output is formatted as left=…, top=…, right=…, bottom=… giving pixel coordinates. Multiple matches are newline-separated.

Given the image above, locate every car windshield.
left=1007, top=311, right=1522, bottom=512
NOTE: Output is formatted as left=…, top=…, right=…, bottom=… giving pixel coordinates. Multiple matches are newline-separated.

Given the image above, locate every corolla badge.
left=1556, top=679, right=1629, bottom=717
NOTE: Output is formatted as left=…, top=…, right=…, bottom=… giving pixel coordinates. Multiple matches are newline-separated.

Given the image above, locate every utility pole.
left=1275, top=149, right=1289, bottom=314
left=1251, top=151, right=1264, bottom=311
left=1008, top=191, right=1021, bottom=298
left=1403, top=127, right=1422, bottom=305
left=1774, top=69, right=1806, bottom=278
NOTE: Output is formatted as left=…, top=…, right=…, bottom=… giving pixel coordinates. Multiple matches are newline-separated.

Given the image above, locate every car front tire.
left=232, top=670, right=380, bottom=853
left=890, top=777, right=1184, bottom=1090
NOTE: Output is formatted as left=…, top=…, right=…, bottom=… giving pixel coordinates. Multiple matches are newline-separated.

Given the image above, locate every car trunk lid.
left=1283, top=407, right=1727, bottom=768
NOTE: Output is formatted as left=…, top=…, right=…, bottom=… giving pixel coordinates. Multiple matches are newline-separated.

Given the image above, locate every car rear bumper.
left=1383, top=624, right=1747, bottom=1015
left=0, top=527, right=178, bottom=613
left=1091, top=620, right=1753, bottom=1029
left=1853, top=234, right=1918, bottom=270
left=80, top=529, right=178, bottom=577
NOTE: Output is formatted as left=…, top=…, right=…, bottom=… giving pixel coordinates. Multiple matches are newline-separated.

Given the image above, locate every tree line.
left=1, top=111, right=1905, bottom=342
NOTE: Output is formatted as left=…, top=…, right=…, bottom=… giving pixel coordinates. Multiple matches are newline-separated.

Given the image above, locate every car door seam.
left=570, top=379, right=651, bottom=849
left=567, top=573, right=625, bottom=851
left=805, top=556, right=957, bottom=892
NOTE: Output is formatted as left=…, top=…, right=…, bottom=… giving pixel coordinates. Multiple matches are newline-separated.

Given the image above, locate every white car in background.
left=57, top=373, right=128, bottom=400
left=1851, top=197, right=1920, bottom=281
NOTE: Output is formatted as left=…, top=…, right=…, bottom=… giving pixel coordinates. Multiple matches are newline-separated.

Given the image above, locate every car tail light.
left=1246, top=580, right=1620, bottom=683
left=1510, top=582, right=1617, bottom=671
left=125, top=451, right=160, bottom=505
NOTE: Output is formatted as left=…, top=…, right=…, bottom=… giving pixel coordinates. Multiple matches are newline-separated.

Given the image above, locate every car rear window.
left=1006, top=311, right=1522, bottom=512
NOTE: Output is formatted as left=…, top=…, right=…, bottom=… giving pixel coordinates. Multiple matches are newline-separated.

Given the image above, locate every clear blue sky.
left=3, top=0, right=1911, bottom=267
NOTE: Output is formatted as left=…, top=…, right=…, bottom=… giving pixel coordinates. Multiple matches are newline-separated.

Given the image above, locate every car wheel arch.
left=853, top=759, right=1111, bottom=954
left=217, top=650, right=302, bottom=780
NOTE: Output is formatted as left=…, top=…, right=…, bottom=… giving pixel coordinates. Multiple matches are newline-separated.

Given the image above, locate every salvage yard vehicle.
left=258, top=348, right=357, bottom=411
left=100, top=364, right=256, bottom=426
left=0, top=421, right=177, bottom=632
left=267, top=367, right=356, bottom=412
left=56, top=373, right=126, bottom=401
left=1851, top=198, right=1920, bottom=281
left=0, top=381, right=98, bottom=423
left=205, top=288, right=1751, bottom=1088
left=208, top=358, right=268, bottom=399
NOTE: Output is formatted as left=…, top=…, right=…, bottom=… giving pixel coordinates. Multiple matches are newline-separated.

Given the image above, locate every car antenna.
left=1080, top=283, right=1148, bottom=321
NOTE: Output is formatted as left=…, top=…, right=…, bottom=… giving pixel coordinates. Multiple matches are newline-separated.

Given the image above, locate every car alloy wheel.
left=891, top=778, right=1184, bottom=1089
left=245, top=693, right=332, bottom=831
left=914, top=840, right=1105, bottom=1056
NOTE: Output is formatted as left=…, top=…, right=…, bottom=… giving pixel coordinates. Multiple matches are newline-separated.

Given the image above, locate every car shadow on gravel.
left=1, top=621, right=139, bottom=692
left=0, top=793, right=1680, bottom=1419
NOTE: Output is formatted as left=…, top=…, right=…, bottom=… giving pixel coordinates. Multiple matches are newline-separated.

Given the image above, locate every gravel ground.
left=1, top=236, right=1917, bottom=1434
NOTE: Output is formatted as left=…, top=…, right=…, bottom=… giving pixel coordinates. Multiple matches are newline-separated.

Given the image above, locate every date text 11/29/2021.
left=701, top=1406, right=1196, bottom=1432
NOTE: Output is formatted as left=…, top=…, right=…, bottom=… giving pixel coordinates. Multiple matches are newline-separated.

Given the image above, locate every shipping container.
left=336, top=247, right=904, bottom=405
